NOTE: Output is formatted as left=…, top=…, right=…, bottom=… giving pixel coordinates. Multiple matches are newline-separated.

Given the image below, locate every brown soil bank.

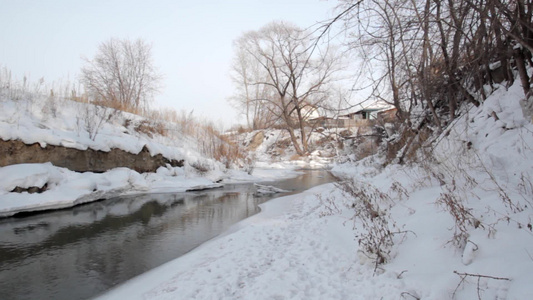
left=0, top=139, right=184, bottom=173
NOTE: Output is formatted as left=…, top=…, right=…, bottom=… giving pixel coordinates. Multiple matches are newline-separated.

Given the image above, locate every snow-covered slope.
left=332, top=80, right=533, bottom=298
left=0, top=93, right=285, bottom=217
left=0, top=94, right=192, bottom=160
left=236, top=128, right=344, bottom=169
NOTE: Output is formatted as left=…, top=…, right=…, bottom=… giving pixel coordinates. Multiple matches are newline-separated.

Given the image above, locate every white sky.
left=0, top=0, right=338, bottom=128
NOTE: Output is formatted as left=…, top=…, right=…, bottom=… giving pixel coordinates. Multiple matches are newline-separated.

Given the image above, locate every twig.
left=452, top=272, right=469, bottom=299
left=453, top=271, right=511, bottom=300
left=467, top=239, right=479, bottom=251
left=397, top=270, right=408, bottom=279
left=400, top=291, right=420, bottom=299
left=525, top=249, right=533, bottom=263
left=453, top=271, right=510, bottom=281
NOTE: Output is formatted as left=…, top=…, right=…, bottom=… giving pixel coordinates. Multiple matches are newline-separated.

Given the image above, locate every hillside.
left=0, top=91, right=287, bottom=217
left=329, top=80, right=533, bottom=298
left=235, top=128, right=341, bottom=169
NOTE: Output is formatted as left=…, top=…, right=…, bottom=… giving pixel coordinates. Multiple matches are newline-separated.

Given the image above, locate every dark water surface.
left=0, top=170, right=335, bottom=300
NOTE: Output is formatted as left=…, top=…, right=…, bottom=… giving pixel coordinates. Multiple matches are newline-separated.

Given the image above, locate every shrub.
left=134, top=120, right=167, bottom=137
left=190, top=161, right=211, bottom=174
left=335, top=179, right=401, bottom=270
left=436, top=190, right=482, bottom=249
left=77, top=103, right=118, bottom=141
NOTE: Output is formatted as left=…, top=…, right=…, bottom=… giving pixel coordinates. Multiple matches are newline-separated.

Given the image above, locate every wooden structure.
left=308, top=107, right=397, bottom=129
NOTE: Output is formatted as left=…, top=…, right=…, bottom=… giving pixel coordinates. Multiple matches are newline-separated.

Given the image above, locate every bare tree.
left=81, top=38, right=162, bottom=113
left=327, top=0, right=533, bottom=162
left=231, top=21, right=342, bottom=155
left=229, top=41, right=278, bottom=130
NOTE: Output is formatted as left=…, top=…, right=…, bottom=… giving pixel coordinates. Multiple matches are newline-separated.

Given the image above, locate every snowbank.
left=0, top=164, right=205, bottom=217
left=0, top=94, right=205, bottom=164
left=0, top=162, right=307, bottom=218
left=97, top=184, right=379, bottom=300
left=329, top=81, right=533, bottom=299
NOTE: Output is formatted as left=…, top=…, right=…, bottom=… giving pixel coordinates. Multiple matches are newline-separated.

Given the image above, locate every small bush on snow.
left=190, top=161, right=211, bottom=175
left=333, top=179, right=406, bottom=271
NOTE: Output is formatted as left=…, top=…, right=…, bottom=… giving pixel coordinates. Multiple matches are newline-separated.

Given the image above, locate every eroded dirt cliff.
left=1, top=139, right=183, bottom=173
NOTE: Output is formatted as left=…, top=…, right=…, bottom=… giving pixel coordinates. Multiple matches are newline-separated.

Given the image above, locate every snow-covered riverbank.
left=0, top=163, right=304, bottom=218
left=96, top=81, right=533, bottom=299
left=96, top=183, right=367, bottom=300
left=2, top=73, right=532, bottom=299
left=96, top=164, right=532, bottom=299
left=0, top=93, right=326, bottom=217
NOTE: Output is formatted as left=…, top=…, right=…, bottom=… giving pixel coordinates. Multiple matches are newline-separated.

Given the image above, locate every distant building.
left=340, top=108, right=383, bottom=121
left=308, top=104, right=396, bottom=129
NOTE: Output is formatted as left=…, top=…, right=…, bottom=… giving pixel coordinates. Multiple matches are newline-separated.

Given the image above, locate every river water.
left=0, top=170, right=335, bottom=300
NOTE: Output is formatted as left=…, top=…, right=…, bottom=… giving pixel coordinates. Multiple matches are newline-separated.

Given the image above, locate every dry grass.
left=135, top=106, right=248, bottom=168
left=335, top=179, right=401, bottom=269
left=355, top=137, right=378, bottom=160
left=190, top=161, right=211, bottom=174
left=384, top=124, right=433, bottom=165
left=436, top=190, right=482, bottom=249
left=133, top=120, right=167, bottom=138
left=290, top=154, right=302, bottom=161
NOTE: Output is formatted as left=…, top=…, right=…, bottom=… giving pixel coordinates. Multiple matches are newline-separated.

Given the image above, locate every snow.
left=238, top=128, right=337, bottom=170
left=489, top=61, right=502, bottom=71
left=0, top=94, right=189, bottom=160
left=0, top=163, right=305, bottom=217
left=0, top=164, right=143, bottom=217
left=253, top=183, right=290, bottom=195
left=0, top=163, right=60, bottom=192
left=97, top=80, right=533, bottom=299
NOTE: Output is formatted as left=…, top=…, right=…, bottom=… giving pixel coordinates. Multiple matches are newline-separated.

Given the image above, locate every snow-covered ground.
left=96, top=81, right=533, bottom=299
left=96, top=184, right=365, bottom=300
left=236, top=128, right=341, bottom=170
left=0, top=162, right=306, bottom=217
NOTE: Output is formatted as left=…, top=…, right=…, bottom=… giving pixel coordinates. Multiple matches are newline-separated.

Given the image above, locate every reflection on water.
left=0, top=170, right=335, bottom=300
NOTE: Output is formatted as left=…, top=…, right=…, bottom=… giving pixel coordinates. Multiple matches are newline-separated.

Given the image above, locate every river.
left=0, top=170, right=335, bottom=300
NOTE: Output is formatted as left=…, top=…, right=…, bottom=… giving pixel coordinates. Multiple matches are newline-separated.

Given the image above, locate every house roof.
left=307, top=101, right=395, bottom=120
left=338, top=102, right=395, bottom=117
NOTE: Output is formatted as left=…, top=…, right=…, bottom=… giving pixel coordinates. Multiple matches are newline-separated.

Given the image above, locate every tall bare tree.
left=81, top=38, right=162, bottom=113
left=231, top=21, right=341, bottom=155
left=229, top=40, right=278, bottom=130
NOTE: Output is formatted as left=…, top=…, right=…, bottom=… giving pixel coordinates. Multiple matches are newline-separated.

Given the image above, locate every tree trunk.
left=285, top=123, right=305, bottom=156
left=297, top=109, right=309, bottom=154
left=515, top=47, right=531, bottom=95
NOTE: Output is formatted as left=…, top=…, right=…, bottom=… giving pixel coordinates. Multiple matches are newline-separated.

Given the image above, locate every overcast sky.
left=0, top=0, right=338, bottom=128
